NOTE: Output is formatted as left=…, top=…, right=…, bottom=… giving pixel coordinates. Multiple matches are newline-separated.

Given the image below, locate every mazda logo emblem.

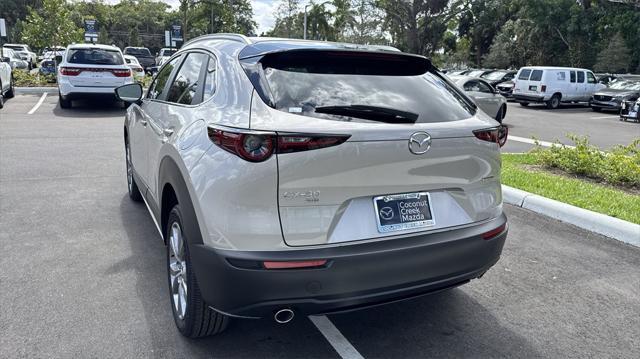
left=408, top=132, right=432, bottom=155
left=379, top=207, right=394, bottom=220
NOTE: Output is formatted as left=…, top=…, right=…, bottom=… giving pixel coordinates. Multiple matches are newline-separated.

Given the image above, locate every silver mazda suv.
left=115, top=34, right=509, bottom=338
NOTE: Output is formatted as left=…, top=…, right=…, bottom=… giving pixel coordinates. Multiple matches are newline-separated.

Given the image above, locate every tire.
left=166, top=205, right=229, bottom=338
left=125, top=140, right=143, bottom=202
left=546, top=95, right=560, bottom=109
left=519, top=102, right=529, bottom=107
left=591, top=106, right=602, bottom=112
left=5, top=75, right=15, bottom=99
left=59, top=92, right=71, bottom=109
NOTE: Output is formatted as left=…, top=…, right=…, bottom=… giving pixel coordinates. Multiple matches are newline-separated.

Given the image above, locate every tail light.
left=541, top=85, right=547, bottom=92
left=60, top=67, right=82, bottom=76
left=112, top=69, right=131, bottom=77
left=208, top=126, right=350, bottom=162
left=473, top=126, right=508, bottom=147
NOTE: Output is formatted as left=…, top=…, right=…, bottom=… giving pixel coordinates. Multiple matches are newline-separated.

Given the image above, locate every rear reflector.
left=263, top=260, right=327, bottom=269
left=482, top=223, right=507, bottom=240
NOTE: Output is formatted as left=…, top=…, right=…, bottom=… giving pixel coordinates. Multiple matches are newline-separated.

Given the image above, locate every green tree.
left=594, top=32, right=632, bottom=73
left=20, top=0, right=83, bottom=51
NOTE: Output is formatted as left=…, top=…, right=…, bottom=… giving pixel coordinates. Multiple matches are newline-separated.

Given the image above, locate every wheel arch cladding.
left=159, top=156, right=203, bottom=245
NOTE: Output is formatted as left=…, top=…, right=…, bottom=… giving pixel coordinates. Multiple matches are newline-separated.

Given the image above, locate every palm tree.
left=332, top=0, right=356, bottom=41
left=306, top=1, right=333, bottom=41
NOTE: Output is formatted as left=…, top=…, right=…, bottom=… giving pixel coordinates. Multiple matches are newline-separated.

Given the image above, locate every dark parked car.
left=590, top=80, right=640, bottom=112
left=482, top=70, right=517, bottom=87
left=38, top=59, right=57, bottom=76
left=495, top=80, right=515, bottom=99
left=123, top=47, right=155, bottom=70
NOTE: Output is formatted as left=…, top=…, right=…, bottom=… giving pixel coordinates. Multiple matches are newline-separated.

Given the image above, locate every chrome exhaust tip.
left=274, top=308, right=295, bottom=324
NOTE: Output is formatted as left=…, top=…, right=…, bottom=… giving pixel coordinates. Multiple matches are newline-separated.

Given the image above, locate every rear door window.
left=529, top=70, right=543, bottom=81
left=202, top=55, right=217, bottom=102
left=518, top=69, right=532, bottom=80
left=166, top=52, right=207, bottom=105
left=67, top=48, right=124, bottom=65
left=570, top=71, right=576, bottom=83
left=252, top=51, right=476, bottom=124
left=577, top=71, right=585, bottom=83
left=147, top=55, right=182, bottom=100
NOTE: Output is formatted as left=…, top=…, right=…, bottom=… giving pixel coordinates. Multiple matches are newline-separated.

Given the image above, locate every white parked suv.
left=513, top=66, right=605, bottom=109
left=115, top=34, right=509, bottom=338
left=0, top=54, right=15, bottom=109
left=2, top=43, right=37, bottom=69
left=57, top=44, right=134, bottom=108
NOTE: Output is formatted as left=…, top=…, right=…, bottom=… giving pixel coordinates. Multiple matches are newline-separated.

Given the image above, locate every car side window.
left=587, top=72, right=596, bottom=84
left=518, top=69, right=531, bottom=80
left=147, top=55, right=182, bottom=100
left=504, top=73, right=514, bottom=80
left=577, top=71, right=585, bottom=83
left=203, top=55, right=217, bottom=102
left=570, top=71, right=576, bottom=83
left=166, top=52, right=207, bottom=105
left=476, top=81, right=493, bottom=93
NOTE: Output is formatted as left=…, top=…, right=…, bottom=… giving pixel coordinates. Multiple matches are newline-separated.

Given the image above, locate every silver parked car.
left=116, top=34, right=509, bottom=338
left=449, top=75, right=508, bottom=123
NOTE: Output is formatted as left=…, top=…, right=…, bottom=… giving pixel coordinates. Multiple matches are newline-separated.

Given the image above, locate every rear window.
left=125, top=48, right=152, bottom=57
left=518, top=69, right=531, bottom=80
left=4, top=45, right=24, bottom=51
left=529, top=70, right=543, bottom=81
left=252, top=51, right=476, bottom=124
left=161, top=49, right=176, bottom=56
left=67, top=48, right=124, bottom=65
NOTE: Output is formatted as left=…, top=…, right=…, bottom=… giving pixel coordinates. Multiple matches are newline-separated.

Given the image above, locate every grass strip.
left=502, top=153, right=640, bottom=224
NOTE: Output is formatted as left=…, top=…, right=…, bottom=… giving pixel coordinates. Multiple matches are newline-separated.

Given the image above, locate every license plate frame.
left=373, top=192, right=435, bottom=233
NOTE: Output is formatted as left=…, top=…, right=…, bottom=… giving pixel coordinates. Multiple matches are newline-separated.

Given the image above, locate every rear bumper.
left=513, top=94, right=545, bottom=103
left=58, top=77, right=133, bottom=98
left=190, top=213, right=508, bottom=319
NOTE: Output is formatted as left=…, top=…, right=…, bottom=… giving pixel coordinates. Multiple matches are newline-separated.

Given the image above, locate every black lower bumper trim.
left=190, top=214, right=508, bottom=318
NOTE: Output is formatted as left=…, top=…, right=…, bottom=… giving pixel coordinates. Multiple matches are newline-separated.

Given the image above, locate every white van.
left=513, top=66, right=605, bottom=109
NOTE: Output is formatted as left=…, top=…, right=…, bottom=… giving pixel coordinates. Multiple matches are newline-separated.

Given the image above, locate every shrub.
left=533, top=136, right=640, bottom=187
left=12, top=70, right=56, bottom=87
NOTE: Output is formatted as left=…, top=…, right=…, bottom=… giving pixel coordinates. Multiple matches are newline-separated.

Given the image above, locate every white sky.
left=101, top=0, right=278, bottom=34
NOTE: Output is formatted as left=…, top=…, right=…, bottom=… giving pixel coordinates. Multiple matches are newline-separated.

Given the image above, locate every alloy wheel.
left=168, top=222, right=188, bottom=320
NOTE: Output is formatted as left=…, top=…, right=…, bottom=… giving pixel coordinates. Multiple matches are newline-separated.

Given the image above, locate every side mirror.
left=155, top=52, right=159, bottom=56
left=2, top=57, right=10, bottom=63
left=115, top=83, right=143, bottom=104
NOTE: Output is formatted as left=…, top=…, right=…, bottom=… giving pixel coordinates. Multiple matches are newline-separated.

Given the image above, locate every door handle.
left=140, top=119, right=147, bottom=126
left=163, top=128, right=174, bottom=137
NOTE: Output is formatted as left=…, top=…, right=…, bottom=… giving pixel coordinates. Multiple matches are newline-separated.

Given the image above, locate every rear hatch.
left=64, top=47, right=130, bottom=87
left=514, top=68, right=544, bottom=97
left=244, top=50, right=504, bottom=246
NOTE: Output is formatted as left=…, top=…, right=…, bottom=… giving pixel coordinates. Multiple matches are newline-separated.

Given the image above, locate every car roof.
left=239, top=37, right=403, bottom=59
left=67, top=43, right=121, bottom=51
left=123, top=54, right=137, bottom=60
left=448, top=75, right=489, bottom=84
left=124, top=46, right=150, bottom=50
left=519, top=66, right=592, bottom=72
left=3, top=43, right=27, bottom=47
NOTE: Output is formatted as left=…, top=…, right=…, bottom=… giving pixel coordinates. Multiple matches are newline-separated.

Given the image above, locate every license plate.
left=629, top=111, right=638, bottom=118
left=529, top=85, right=537, bottom=91
left=373, top=192, right=435, bottom=233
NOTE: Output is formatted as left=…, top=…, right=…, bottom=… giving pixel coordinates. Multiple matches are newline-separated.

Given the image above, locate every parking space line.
left=508, top=135, right=575, bottom=149
left=590, top=115, right=619, bottom=119
left=27, top=93, right=48, bottom=115
left=309, top=315, right=364, bottom=359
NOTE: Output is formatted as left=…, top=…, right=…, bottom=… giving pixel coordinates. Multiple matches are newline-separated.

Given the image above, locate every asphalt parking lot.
left=1, top=94, right=639, bottom=358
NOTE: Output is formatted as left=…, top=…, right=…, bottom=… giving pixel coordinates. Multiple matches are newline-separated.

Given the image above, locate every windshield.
left=161, top=49, right=176, bottom=56
left=257, top=51, right=476, bottom=124
left=609, top=81, right=640, bottom=90
left=483, top=71, right=507, bottom=80
left=125, top=48, right=152, bottom=57
left=67, top=48, right=124, bottom=65
left=467, top=70, right=485, bottom=77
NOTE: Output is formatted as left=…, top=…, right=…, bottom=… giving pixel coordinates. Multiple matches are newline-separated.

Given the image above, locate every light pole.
left=303, top=3, right=311, bottom=40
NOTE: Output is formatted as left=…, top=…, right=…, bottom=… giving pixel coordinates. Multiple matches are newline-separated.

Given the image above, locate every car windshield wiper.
left=313, top=105, right=419, bottom=124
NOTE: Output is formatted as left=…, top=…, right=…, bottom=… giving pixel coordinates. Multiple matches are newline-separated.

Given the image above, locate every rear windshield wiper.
left=314, top=105, right=418, bottom=124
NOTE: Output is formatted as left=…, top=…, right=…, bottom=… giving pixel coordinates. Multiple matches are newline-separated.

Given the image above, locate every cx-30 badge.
left=408, top=132, right=432, bottom=155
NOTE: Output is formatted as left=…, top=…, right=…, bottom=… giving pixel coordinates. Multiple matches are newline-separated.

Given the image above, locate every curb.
left=15, top=87, right=58, bottom=94
left=502, top=185, right=640, bottom=247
